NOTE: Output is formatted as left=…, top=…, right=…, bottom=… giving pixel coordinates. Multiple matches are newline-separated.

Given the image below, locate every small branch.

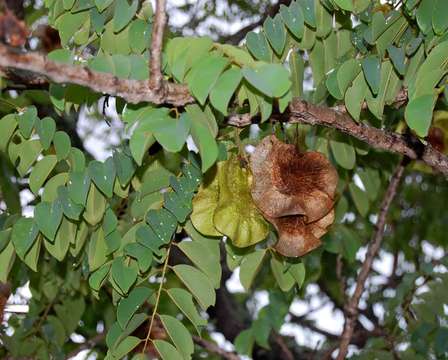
left=149, top=0, right=166, bottom=93
left=0, top=44, right=193, bottom=106
left=64, top=333, right=105, bottom=359
left=193, top=335, right=240, bottom=360
left=273, top=333, right=295, bottom=360
left=336, top=160, right=406, bottom=360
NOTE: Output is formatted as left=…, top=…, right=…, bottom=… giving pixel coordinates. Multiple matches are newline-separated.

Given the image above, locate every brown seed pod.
left=250, top=135, right=338, bottom=257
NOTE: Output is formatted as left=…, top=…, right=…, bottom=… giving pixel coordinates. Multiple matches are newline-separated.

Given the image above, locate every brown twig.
left=193, top=335, right=240, bottom=360
left=336, top=159, right=406, bottom=360
left=0, top=44, right=192, bottom=106
left=229, top=98, right=448, bottom=177
left=149, top=0, right=166, bottom=94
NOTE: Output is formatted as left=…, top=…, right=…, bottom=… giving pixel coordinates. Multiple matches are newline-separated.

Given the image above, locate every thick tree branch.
left=0, top=44, right=193, bottom=106
left=149, top=0, right=166, bottom=93
left=193, top=335, right=240, bottom=360
left=336, top=160, right=406, bottom=360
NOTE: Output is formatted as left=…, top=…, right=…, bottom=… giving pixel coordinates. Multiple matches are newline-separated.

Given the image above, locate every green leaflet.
left=362, top=56, right=381, bottom=95
left=187, top=55, right=229, bottom=105
left=18, top=106, right=37, bottom=139
left=117, top=286, right=152, bottom=329
left=53, top=131, right=71, bottom=161
left=290, top=49, right=304, bottom=98
left=88, top=227, right=108, bottom=271
left=210, top=68, right=242, bottom=115
left=263, top=15, right=286, bottom=56
left=405, top=94, right=437, bottom=137
left=349, top=183, right=370, bottom=216
left=29, top=155, right=58, bottom=195
left=44, top=216, right=75, bottom=261
left=185, top=105, right=218, bottom=172
left=172, top=264, right=216, bottom=310
left=153, top=340, right=183, bottom=360
left=242, top=63, right=291, bottom=98
left=0, top=241, right=15, bottom=282
left=0, top=114, right=17, bottom=152
left=34, top=201, right=63, bottom=241
left=280, top=2, right=304, bottom=39
left=270, top=256, right=295, bottom=292
left=246, top=31, right=272, bottom=62
left=113, top=0, right=138, bottom=32
left=345, top=71, right=368, bottom=121
left=11, top=218, right=39, bottom=259
left=88, top=158, right=116, bottom=198
left=240, top=249, right=267, bottom=291
left=36, top=117, right=56, bottom=150
left=330, top=134, right=356, bottom=170
left=159, top=315, right=194, bottom=360
left=83, top=184, right=107, bottom=226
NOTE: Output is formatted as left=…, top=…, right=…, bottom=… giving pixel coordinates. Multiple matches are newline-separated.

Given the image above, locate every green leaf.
left=68, top=147, right=86, bottom=172
left=288, top=262, right=306, bottom=287
left=153, top=340, right=183, bottom=360
left=140, top=109, right=191, bottom=153
left=57, top=186, right=84, bottom=220
left=124, top=242, right=153, bottom=272
left=111, top=336, right=141, bottom=359
left=246, top=31, right=271, bottom=62
left=34, top=201, right=63, bottom=241
left=166, top=287, right=207, bottom=335
left=36, top=117, right=56, bottom=150
left=89, top=262, right=111, bottom=291
left=345, top=71, right=368, bottom=121
left=111, top=256, right=138, bottom=295
left=173, top=264, right=216, bottom=310
left=16, top=140, right=42, bottom=177
left=362, top=56, right=381, bottom=95
left=67, top=171, right=91, bottom=206
left=177, top=238, right=221, bottom=288
left=117, top=286, right=153, bottom=329
left=129, top=19, right=151, bottom=53
left=298, top=0, right=316, bottom=27
left=210, top=68, right=242, bottom=115
left=234, top=328, right=255, bottom=356
left=333, top=0, right=354, bottom=11
left=0, top=114, right=17, bottom=152
left=330, top=135, right=356, bottom=170
left=349, top=183, right=369, bottom=216
left=0, top=228, right=10, bottom=253
left=11, top=218, right=39, bottom=258
left=113, top=149, right=136, bottom=186
left=44, top=217, right=74, bottom=261
left=240, top=249, right=267, bottom=291
left=88, top=227, right=108, bottom=271
left=42, top=173, right=68, bottom=202
left=88, top=158, right=116, bottom=198
left=29, top=155, right=58, bottom=195
left=315, top=0, right=332, bottom=38
left=358, top=168, right=381, bottom=202
left=387, top=45, right=406, bottom=76
left=187, top=55, right=229, bottom=105
left=113, top=0, right=138, bottom=32
left=146, top=208, right=177, bottom=244
left=416, top=0, right=435, bottom=34
left=185, top=105, right=218, bottom=172
left=55, top=11, right=89, bottom=46
left=53, top=131, right=71, bottom=161
left=70, top=221, right=89, bottom=258
left=270, top=256, right=295, bottom=292
left=242, top=63, right=291, bottom=98
left=18, top=106, right=37, bottom=139
left=405, top=94, right=437, bottom=137
left=263, top=15, right=286, bottom=56
left=83, top=183, right=107, bottom=225
left=95, top=0, right=113, bottom=12
left=337, top=59, right=361, bottom=95
left=159, top=315, right=194, bottom=360
left=0, top=241, right=15, bottom=282
left=129, top=130, right=156, bottom=166
left=433, top=0, right=448, bottom=34
left=280, top=2, right=304, bottom=39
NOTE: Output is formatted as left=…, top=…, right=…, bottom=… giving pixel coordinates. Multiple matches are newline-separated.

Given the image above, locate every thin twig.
left=193, top=335, right=240, bottom=360
left=336, top=159, right=406, bottom=360
left=149, top=0, right=166, bottom=93
left=142, top=245, right=171, bottom=353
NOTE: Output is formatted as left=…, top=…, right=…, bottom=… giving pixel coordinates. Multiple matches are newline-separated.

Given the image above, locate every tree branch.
left=0, top=44, right=193, bottom=106
left=229, top=98, right=448, bottom=177
left=336, top=159, right=406, bottom=360
left=193, top=335, right=240, bottom=360
left=64, top=333, right=105, bottom=360
left=149, top=0, right=166, bottom=93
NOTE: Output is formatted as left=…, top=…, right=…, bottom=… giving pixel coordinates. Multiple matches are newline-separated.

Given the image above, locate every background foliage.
left=0, top=0, right=447, bottom=359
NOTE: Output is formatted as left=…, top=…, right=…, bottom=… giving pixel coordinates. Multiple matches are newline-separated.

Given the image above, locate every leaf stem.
left=142, top=244, right=171, bottom=353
